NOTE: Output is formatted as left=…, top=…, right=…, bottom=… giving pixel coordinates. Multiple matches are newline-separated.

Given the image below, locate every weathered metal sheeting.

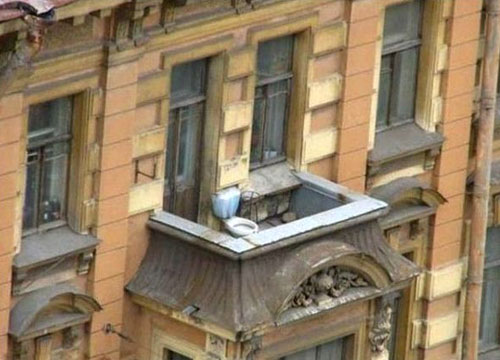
left=127, top=221, right=419, bottom=332
left=370, top=176, right=446, bottom=206
left=0, top=0, right=76, bottom=21
left=9, top=283, right=101, bottom=339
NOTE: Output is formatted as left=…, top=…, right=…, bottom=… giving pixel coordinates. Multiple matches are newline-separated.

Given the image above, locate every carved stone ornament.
left=369, top=305, right=393, bottom=359
left=206, top=334, right=227, bottom=359
left=288, top=266, right=369, bottom=309
left=241, top=337, right=262, bottom=360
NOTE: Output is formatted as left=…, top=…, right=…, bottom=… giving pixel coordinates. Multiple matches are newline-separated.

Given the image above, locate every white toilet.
left=212, top=187, right=259, bottom=237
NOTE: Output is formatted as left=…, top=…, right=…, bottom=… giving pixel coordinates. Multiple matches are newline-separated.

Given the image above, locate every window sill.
left=246, top=161, right=301, bottom=199
left=479, top=348, right=500, bottom=360
left=13, top=226, right=99, bottom=287
left=368, top=123, right=444, bottom=172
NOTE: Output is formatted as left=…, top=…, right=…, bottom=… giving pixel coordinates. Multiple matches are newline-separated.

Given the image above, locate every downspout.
left=464, top=0, right=500, bottom=358
left=0, top=7, right=55, bottom=97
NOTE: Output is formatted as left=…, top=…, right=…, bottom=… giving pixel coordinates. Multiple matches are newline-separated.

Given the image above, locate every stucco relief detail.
left=369, top=305, right=393, bottom=360
left=288, top=266, right=369, bottom=309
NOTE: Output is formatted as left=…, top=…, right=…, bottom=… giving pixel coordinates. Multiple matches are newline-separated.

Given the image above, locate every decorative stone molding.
left=206, top=334, right=227, bottom=359
left=0, top=14, right=55, bottom=97
left=241, top=337, right=262, bottom=360
left=62, top=326, right=79, bottom=349
left=77, top=251, right=94, bottom=275
left=12, top=341, right=29, bottom=360
left=113, top=0, right=160, bottom=50
left=288, top=266, right=369, bottom=309
left=369, top=305, right=393, bottom=360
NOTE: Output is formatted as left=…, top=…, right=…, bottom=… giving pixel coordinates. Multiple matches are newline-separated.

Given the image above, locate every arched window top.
left=9, top=283, right=101, bottom=340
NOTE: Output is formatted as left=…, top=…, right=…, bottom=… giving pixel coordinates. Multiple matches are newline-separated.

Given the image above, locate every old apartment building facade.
left=0, top=0, right=496, bottom=359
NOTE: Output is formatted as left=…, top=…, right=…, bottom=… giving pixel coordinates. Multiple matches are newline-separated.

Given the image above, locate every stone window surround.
left=14, top=74, right=99, bottom=254
left=151, top=328, right=205, bottom=360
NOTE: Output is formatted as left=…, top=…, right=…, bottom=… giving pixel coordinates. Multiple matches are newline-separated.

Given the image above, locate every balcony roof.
left=127, top=220, right=419, bottom=334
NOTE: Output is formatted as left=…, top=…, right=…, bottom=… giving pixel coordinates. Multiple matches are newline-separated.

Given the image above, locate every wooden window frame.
left=250, top=35, right=295, bottom=169
left=23, top=78, right=97, bottom=236
left=23, top=96, right=74, bottom=235
left=260, top=318, right=362, bottom=360
left=161, top=36, right=233, bottom=225
left=246, top=14, right=317, bottom=171
left=479, top=227, right=500, bottom=357
left=278, top=335, right=353, bottom=360
left=163, top=59, right=208, bottom=221
left=376, top=0, right=423, bottom=132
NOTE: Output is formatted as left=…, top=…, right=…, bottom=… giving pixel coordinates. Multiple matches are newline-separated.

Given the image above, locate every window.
left=164, top=58, right=207, bottom=221
left=163, top=348, right=192, bottom=360
left=376, top=0, right=422, bottom=131
left=386, top=291, right=403, bottom=360
left=251, top=35, right=294, bottom=167
left=280, top=337, right=348, bottom=360
left=23, top=96, right=73, bottom=232
left=479, top=227, right=500, bottom=357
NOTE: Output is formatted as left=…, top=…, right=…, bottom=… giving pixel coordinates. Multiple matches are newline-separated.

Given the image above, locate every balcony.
left=127, top=168, right=419, bottom=334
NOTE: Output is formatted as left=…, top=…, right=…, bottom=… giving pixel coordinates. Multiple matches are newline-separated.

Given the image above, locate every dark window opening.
left=479, top=227, right=500, bottom=356
left=251, top=35, right=294, bottom=167
left=376, top=0, right=423, bottom=131
left=23, top=96, right=74, bottom=233
left=163, top=348, right=192, bottom=360
left=164, top=58, right=207, bottom=221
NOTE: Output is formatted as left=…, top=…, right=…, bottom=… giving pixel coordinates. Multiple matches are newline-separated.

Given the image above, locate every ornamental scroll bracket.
left=286, top=266, right=370, bottom=310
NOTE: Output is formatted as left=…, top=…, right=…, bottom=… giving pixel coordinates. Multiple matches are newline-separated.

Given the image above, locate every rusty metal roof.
left=0, top=0, right=77, bottom=22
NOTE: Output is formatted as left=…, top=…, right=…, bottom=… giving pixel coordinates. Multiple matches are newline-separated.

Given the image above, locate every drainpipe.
left=0, top=6, right=55, bottom=97
left=464, top=0, right=500, bottom=358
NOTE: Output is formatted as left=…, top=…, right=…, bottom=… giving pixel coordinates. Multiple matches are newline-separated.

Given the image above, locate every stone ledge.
left=14, top=226, right=98, bottom=271
left=368, top=123, right=444, bottom=169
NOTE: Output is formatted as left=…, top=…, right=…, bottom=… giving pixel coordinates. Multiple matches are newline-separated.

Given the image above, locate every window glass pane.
left=485, top=227, right=500, bottom=263
left=250, top=89, right=266, bottom=164
left=28, top=96, right=73, bottom=143
left=171, top=58, right=207, bottom=102
left=263, top=79, right=289, bottom=161
left=317, top=338, right=345, bottom=360
left=165, top=110, right=177, bottom=186
left=388, top=297, right=401, bottom=360
left=40, top=142, right=70, bottom=225
left=23, top=151, right=40, bottom=231
left=383, top=0, right=422, bottom=49
left=282, top=347, right=316, bottom=360
left=257, top=35, right=294, bottom=81
left=390, top=47, right=419, bottom=125
left=376, top=55, right=393, bottom=130
left=480, top=266, right=500, bottom=348
left=176, top=104, right=202, bottom=182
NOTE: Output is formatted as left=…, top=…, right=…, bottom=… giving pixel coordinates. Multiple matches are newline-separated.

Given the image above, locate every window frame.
left=479, top=227, right=500, bottom=357
left=278, top=335, right=350, bottom=360
left=376, top=0, right=423, bottom=133
left=250, top=34, right=295, bottom=169
left=163, top=348, right=193, bottom=360
left=246, top=15, right=316, bottom=171
left=163, top=58, right=208, bottom=221
left=22, top=96, right=76, bottom=235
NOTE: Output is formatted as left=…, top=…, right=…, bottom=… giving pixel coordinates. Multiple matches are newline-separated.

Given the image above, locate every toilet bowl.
left=223, top=216, right=259, bottom=237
